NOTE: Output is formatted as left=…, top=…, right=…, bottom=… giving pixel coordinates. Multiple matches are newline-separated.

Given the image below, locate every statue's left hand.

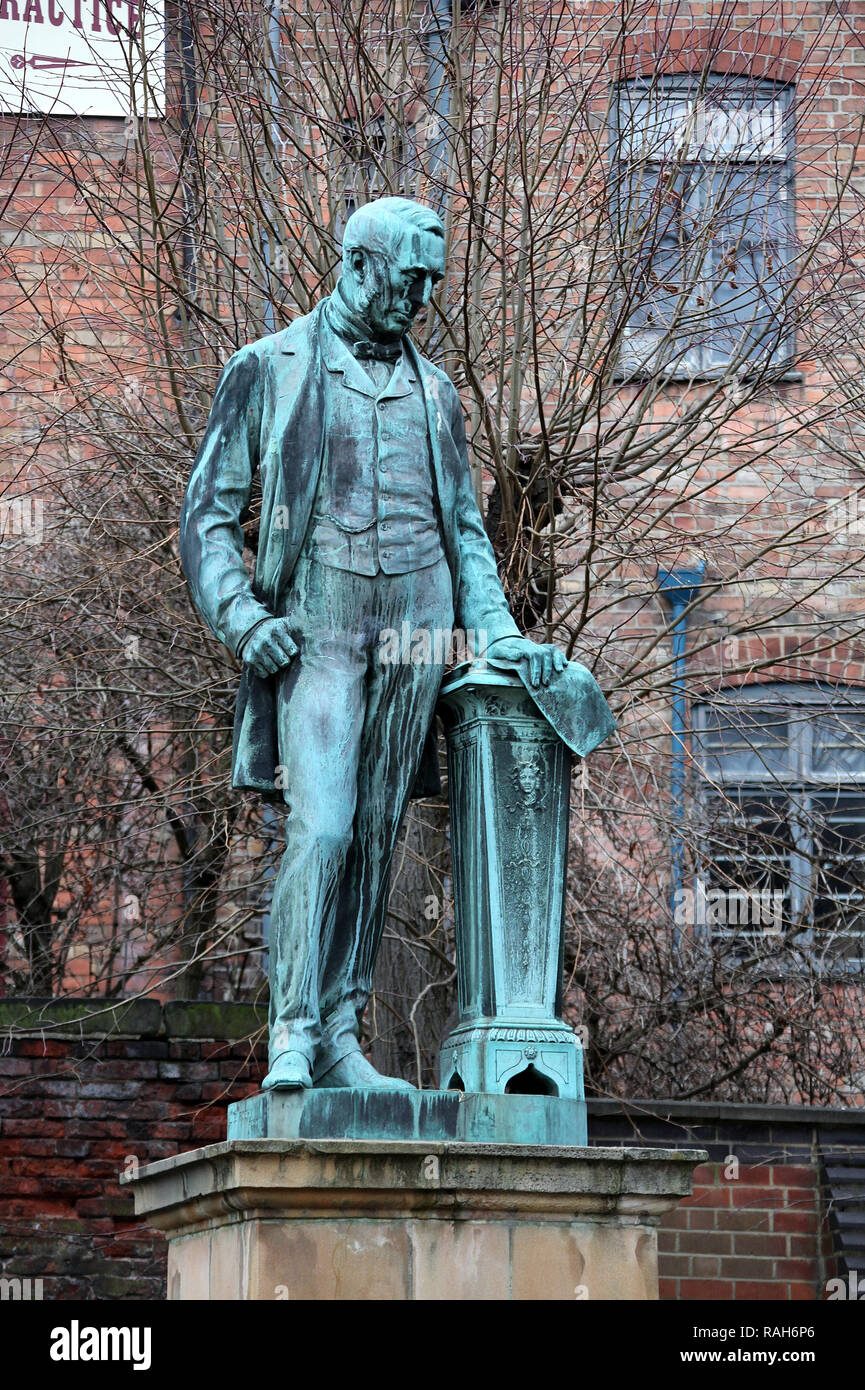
left=485, top=636, right=567, bottom=688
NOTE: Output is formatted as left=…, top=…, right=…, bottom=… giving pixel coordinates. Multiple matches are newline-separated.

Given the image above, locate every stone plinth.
left=227, top=1087, right=586, bottom=1145
left=128, top=1140, right=706, bottom=1301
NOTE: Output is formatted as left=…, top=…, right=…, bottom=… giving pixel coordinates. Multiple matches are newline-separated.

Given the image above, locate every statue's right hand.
left=242, top=618, right=298, bottom=678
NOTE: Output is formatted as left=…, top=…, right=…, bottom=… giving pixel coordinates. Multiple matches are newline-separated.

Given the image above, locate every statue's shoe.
left=316, top=1052, right=416, bottom=1090
left=262, top=1050, right=313, bottom=1091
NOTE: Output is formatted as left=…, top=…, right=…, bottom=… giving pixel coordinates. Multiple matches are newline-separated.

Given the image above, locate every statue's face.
left=348, top=228, right=445, bottom=341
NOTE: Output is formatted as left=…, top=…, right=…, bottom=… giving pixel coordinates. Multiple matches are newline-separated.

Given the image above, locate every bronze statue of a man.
left=180, top=197, right=571, bottom=1092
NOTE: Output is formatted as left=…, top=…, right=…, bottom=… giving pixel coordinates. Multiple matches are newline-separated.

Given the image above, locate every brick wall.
left=2, top=1003, right=863, bottom=1300
left=0, top=1000, right=266, bottom=1300
left=658, top=1161, right=822, bottom=1300
left=588, top=1100, right=865, bottom=1301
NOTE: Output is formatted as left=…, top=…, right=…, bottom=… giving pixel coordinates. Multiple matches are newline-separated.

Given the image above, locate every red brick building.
left=2, top=0, right=865, bottom=1298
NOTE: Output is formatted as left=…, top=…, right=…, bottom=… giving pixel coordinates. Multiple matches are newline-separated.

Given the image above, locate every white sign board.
left=0, top=0, right=164, bottom=117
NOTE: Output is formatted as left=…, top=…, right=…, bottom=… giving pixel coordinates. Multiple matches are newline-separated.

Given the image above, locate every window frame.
left=691, top=683, right=865, bottom=972
left=610, top=72, right=797, bottom=382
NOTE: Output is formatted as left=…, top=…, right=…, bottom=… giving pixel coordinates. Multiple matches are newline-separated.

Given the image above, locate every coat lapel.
left=378, top=351, right=415, bottom=401
left=320, top=322, right=380, bottom=398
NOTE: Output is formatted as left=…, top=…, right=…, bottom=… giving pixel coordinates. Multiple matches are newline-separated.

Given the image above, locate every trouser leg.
left=268, top=560, right=367, bottom=1069
left=316, top=558, right=454, bottom=1077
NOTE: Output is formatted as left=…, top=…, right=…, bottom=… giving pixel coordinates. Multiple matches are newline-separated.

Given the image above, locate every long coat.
left=179, top=303, right=615, bottom=800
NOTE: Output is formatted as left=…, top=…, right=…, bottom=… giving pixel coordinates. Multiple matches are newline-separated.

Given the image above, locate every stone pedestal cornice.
left=130, top=1139, right=705, bottom=1232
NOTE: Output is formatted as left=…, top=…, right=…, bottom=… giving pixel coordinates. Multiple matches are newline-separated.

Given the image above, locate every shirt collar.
left=321, top=309, right=416, bottom=396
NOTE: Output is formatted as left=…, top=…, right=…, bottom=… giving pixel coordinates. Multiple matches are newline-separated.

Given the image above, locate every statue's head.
left=340, top=196, right=445, bottom=342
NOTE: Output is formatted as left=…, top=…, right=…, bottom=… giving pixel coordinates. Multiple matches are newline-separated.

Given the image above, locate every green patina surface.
left=437, top=666, right=591, bottom=1110
left=177, top=194, right=615, bottom=1109
left=227, top=1086, right=587, bottom=1146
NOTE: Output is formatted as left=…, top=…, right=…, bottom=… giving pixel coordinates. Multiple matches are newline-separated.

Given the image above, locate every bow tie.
left=352, top=339, right=402, bottom=363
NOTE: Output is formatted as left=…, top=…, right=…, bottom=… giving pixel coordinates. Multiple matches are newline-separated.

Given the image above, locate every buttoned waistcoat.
left=309, top=323, right=444, bottom=575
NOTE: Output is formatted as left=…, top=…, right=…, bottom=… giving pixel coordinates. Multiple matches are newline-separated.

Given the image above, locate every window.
left=692, top=685, right=865, bottom=964
left=612, top=74, right=795, bottom=379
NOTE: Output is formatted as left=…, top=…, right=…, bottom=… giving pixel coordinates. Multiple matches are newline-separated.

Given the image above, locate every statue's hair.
left=342, top=197, right=444, bottom=260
